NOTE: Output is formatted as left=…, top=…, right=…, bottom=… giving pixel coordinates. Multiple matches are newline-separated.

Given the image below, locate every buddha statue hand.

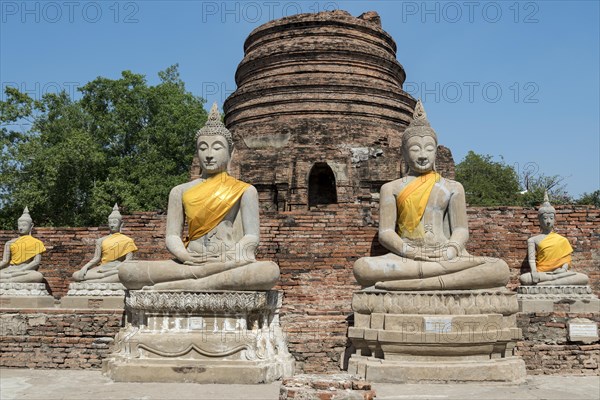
left=530, top=270, right=540, bottom=284
left=72, top=268, right=88, bottom=281
left=549, top=264, right=569, bottom=274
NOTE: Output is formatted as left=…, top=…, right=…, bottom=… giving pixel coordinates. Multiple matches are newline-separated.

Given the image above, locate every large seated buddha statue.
left=118, top=104, right=280, bottom=291
left=72, top=204, right=138, bottom=283
left=0, top=207, right=46, bottom=283
left=353, top=100, right=509, bottom=291
left=519, top=192, right=589, bottom=286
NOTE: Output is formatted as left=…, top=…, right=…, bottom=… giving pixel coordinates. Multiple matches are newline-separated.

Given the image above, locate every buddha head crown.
left=108, top=203, right=123, bottom=221
left=17, top=206, right=33, bottom=223
left=195, top=103, right=234, bottom=151
left=402, top=99, right=438, bottom=145
left=538, top=190, right=556, bottom=216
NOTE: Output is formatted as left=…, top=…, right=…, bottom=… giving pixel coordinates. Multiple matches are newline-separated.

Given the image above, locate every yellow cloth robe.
left=183, top=172, right=250, bottom=245
left=100, top=233, right=138, bottom=265
left=535, top=232, right=573, bottom=272
left=9, top=235, right=46, bottom=265
left=396, top=171, right=441, bottom=238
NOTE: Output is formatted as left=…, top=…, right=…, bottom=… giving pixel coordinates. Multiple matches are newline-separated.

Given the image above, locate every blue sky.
left=2, top=0, right=599, bottom=197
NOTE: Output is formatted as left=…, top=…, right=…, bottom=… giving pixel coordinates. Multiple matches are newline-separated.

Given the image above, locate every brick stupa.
left=192, top=10, right=455, bottom=210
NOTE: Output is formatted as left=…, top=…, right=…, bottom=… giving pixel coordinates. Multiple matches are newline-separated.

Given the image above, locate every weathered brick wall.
left=516, top=312, right=599, bottom=375
left=1, top=205, right=598, bottom=372
left=262, top=205, right=375, bottom=373
left=0, top=310, right=124, bottom=369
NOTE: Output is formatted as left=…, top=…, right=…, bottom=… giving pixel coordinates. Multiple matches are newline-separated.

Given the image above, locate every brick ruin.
left=1, top=10, right=598, bottom=375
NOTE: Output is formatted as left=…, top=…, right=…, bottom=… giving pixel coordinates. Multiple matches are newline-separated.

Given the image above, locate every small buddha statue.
left=72, top=204, right=138, bottom=283
left=519, top=192, right=589, bottom=286
left=118, top=103, right=280, bottom=290
left=353, top=100, right=509, bottom=290
left=0, top=207, right=46, bottom=283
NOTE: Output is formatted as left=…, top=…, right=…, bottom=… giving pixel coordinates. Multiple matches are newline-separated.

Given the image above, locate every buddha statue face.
left=402, top=134, right=437, bottom=174
left=17, top=219, right=33, bottom=235
left=108, top=217, right=122, bottom=233
left=539, top=212, right=555, bottom=232
left=197, top=135, right=230, bottom=176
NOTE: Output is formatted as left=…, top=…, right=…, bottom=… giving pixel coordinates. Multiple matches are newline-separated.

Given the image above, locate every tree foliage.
left=455, top=151, right=521, bottom=206
left=455, top=150, right=596, bottom=207
left=518, top=172, right=572, bottom=207
left=577, top=190, right=600, bottom=207
left=0, top=65, right=206, bottom=228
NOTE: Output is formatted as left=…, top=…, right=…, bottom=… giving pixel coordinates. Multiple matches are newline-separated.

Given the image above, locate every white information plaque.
left=568, top=323, right=598, bottom=339
left=189, top=317, right=205, bottom=330
left=424, top=317, right=453, bottom=333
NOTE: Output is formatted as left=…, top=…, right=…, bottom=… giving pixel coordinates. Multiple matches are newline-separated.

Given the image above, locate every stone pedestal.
left=103, top=290, right=294, bottom=383
left=347, top=289, right=526, bottom=383
left=517, top=285, right=600, bottom=313
left=60, top=282, right=126, bottom=309
left=0, top=283, right=55, bottom=308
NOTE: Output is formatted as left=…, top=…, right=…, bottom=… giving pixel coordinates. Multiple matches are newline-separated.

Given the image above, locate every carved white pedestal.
left=348, top=289, right=526, bottom=383
left=517, top=285, right=600, bottom=313
left=0, top=283, right=55, bottom=308
left=60, top=282, right=126, bottom=309
left=103, top=290, right=294, bottom=383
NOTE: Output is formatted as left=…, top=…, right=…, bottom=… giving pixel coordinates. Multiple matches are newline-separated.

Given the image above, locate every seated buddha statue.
left=72, top=204, right=138, bottom=283
left=353, top=100, right=509, bottom=291
left=519, top=192, right=589, bottom=286
left=0, top=207, right=46, bottom=283
left=118, top=104, right=280, bottom=291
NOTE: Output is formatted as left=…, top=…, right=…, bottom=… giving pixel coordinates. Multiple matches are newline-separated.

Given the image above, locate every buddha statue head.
left=108, top=203, right=123, bottom=233
left=402, top=100, right=438, bottom=175
left=537, top=190, right=556, bottom=232
left=17, top=206, right=33, bottom=235
left=195, top=103, right=233, bottom=177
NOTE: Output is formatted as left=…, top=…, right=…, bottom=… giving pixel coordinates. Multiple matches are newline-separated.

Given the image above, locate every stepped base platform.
left=103, top=290, right=294, bottom=384
left=348, top=288, right=526, bottom=383
left=517, top=285, right=600, bottom=313
left=60, top=282, right=126, bottom=309
left=0, top=283, right=55, bottom=308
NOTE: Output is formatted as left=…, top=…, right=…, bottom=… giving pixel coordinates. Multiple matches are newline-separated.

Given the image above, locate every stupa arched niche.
left=308, top=162, right=338, bottom=208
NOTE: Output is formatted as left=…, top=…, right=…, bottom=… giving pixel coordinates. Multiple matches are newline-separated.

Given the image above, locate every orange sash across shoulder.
left=100, top=233, right=138, bottom=265
left=182, top=172, right=250, bottom=246
left=9, top=235, right=46, bottom=265
left=396, top=171, right=441, bottom=237
left=536, top=232, right=573, bottom=272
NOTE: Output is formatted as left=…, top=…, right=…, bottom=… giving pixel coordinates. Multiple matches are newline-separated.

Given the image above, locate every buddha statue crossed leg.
left=118, top=104, right=279, bottom=291
left=72, top=204, right=138, bottom=283
left=519, top=191, right=589, bottom=286
left=353, top=100, right=509, bottom=291
left=0, top=207, right=46, bottom=283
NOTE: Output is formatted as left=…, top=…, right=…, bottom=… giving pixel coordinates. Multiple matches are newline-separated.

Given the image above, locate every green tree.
left=455, top=151, right=521, bottom=206
left=0, top=65, right=207, bottom=228
left=518, top=172, right=572, bottom=207
left=576, top=190, right=600, bottom=207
